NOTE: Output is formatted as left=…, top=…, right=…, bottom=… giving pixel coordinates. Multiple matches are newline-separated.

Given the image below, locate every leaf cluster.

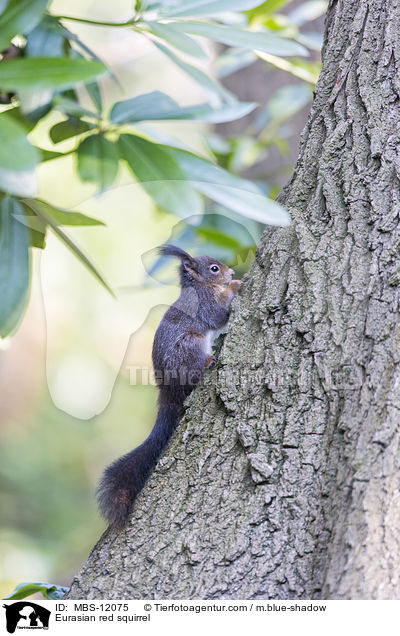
left=0, top=0, right=325, bottom=336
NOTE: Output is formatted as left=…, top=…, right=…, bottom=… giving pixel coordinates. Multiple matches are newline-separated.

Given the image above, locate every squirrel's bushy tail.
left=97, top=403, right=180, bottom=528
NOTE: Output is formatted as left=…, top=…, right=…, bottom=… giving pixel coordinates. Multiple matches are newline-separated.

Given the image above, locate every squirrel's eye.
left=210, top=264, right=220, bottom=273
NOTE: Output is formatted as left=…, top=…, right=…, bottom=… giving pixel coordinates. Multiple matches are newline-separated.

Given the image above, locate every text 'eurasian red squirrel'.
left=97, top=245, right=243, bottom=528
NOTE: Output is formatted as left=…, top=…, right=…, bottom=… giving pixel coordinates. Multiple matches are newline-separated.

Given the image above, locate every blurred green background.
left=0, top=0, right=325, bottom=596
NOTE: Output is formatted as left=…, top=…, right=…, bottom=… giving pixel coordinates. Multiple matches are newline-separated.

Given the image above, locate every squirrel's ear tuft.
left=159, top=244, right=198, bottom=275
left=159, top=244, right=192, bottom=261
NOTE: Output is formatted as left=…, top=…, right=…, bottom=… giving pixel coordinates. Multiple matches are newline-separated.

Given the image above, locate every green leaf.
left=171, top=22, right=309, bottom=57
left=256, top=50, right=320, bottom=83
left=0, top=111, right=38, bottom=196
left=25, top=14, right=65, bottom=57
left=110, top=90, right=256, bottom=124
left=0, top=0, right=48, bottom=52
left=168, top=147, right=290, bottom=225
left=85, top=80, right=102, bottom=113
left=157, top=0, right=266, bottom=17
left=0, top=196, right=30, bottom=337
left=118, top=133, right=202, bottom=217
left=194, top=181, right=289, bottom=225
left=195, top=226, right=242, bottom=249
left=153, top=41, right=235, bottom=107
left=15, top=196, right=104, bottom=249
left=110, top=91, right=175, bottom=123
left=144, top=20, right=207, bottom=58
left=4, top=581, right=69, bottom=601
left=49, top=118, right=95, bottom=144
left=23, top=198, right=114, bottom=296
left=2, top=106, right=35, bottom=131
left=76, top=134, right=119, bottom=191
left=0, top=111, right=39, bottom=171
left=19, top=202, right=47, bottom=248
left=0, top=57, right=107, bottom=92
left=15, top=199, right=104, bottom=249
left=38, top=148, right=71, bottom=162
left=246, top=0, right=290, bottom=19
left=22, top=198, right=105, bottom=226
left=118, top=134, right=289, bottom=225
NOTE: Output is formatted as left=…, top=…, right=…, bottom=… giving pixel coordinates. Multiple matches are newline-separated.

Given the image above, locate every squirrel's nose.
left=229, top=268, right=234, bottom=275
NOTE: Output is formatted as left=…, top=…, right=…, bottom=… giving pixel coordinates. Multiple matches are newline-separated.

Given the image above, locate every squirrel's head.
left=159, top=244, right=234, bottom=288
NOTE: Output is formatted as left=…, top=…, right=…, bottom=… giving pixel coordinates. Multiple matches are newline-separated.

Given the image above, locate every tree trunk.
left=66, top=0, right=400, bottom=600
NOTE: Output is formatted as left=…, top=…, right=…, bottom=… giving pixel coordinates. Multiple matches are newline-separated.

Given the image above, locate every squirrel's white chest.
left=203, top=329, right=217, bottom=356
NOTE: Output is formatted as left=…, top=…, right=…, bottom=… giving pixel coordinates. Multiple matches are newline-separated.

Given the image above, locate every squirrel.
left=97, top=244, right=243, bottom=528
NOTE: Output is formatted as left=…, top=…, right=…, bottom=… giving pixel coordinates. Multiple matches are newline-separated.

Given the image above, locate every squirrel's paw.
left=230, top=279, right=243, bottom=294
left=205, top=355, right=216, bottom=368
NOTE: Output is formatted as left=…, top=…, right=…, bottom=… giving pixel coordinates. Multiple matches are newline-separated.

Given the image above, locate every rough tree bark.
left=67, top=0, right=400, bottom=599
